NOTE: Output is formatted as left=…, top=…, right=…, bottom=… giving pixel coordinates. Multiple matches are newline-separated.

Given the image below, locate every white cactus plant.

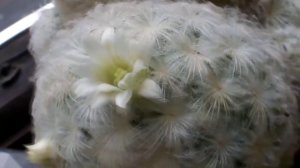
left=28, top=0, right=300, bottom=168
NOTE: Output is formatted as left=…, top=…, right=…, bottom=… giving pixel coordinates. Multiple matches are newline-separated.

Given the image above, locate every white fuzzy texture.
left=29, top=0, right=300, bottom=168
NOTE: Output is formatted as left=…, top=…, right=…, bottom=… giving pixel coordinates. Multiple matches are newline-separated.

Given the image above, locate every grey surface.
left=0, top=150, right=38, bottom=168
left=0, top=152, right=21, bottom=168
left=0, top=0, right=50, bottom=31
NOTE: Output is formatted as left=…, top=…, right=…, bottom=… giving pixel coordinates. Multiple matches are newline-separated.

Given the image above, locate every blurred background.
left=0, top=0, right=50, bottom=167
left=0, top=0, right=50, bottom=150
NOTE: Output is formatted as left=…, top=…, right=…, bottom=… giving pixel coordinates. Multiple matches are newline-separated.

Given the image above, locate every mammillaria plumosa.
left=28, top=0, right=300, bottom=167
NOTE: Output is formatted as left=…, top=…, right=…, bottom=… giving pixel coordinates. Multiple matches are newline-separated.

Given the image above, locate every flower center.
left=94, top=57, right=132, bottom=86
left=113, top=67, right=129, bottom=85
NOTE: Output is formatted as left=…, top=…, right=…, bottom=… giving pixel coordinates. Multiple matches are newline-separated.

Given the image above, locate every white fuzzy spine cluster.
left=29, top=0, right=300, bottom=168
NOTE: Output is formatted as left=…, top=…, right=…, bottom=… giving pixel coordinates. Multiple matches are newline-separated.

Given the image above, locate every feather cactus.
left=28, top=0, right=300, bottom=167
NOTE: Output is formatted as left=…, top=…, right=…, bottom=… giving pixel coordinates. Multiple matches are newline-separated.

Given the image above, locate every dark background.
left=0, top=0, right=49, bottom=150
left=0, top=0, right=50, bottom=31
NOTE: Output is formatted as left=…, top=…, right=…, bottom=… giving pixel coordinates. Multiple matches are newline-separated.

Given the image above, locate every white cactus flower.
left=27, top=139, right=57, bottom=167
left=74, top=28, right=162, bottom=109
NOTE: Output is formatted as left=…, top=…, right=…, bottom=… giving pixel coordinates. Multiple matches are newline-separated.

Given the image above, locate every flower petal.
left=133, top=59, right=146, bottom=72
left=117, top=61, right=150, bottom=90
left=139, top=79, right=163, bottom=99
left=115, top=90, right=132, bottom=108
left=97, top=83, right=121, bottom=94
left=117, top=73, right=131, bottom=90
left=27, top=139, right=55, bottom=166
left=101, top=27, right=116, bottom=48
left=74, top=78, right=121, bottom=97
left=74, top=78, right=97, bottom=97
